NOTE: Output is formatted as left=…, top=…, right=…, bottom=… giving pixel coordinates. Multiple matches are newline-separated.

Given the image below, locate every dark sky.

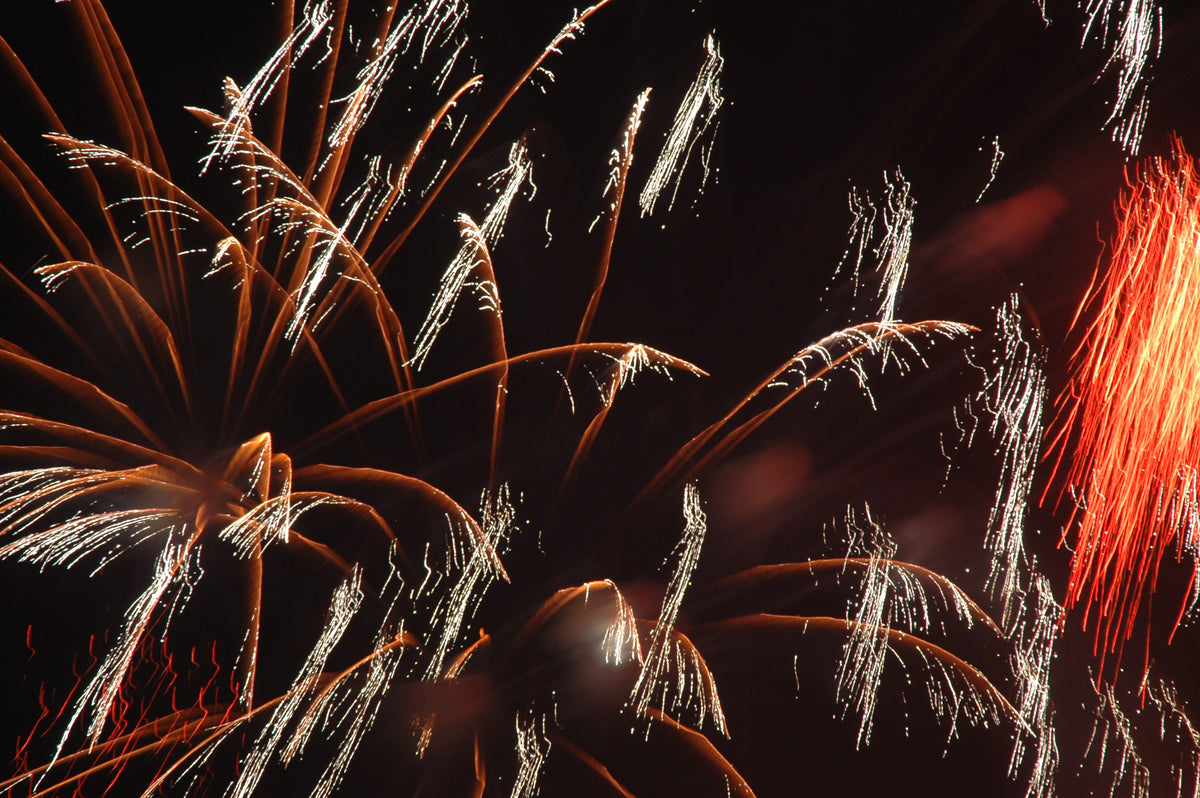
left=5, top=1, right=1200, bottom=796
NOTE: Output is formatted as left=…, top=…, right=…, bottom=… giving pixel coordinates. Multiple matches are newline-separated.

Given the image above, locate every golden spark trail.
left=1053, top=138, right=1200, bottom=671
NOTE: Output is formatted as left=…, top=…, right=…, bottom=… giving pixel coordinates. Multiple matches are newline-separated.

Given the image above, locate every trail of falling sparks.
left=832, top=170, right=914, bottom=329
left=828, top=505, right=997, bottom=749
left=1146, top=675, right=1200, bottom=797
left=510, top=705, right=553, bottom=798
left=1084, top=681, right=1152, bottom=798
left=977, top=136, right=1005, bottom=203
left=945, top=296, right=1059, bottom=796
left=1051, top=139, right=1200, bottom=670
left=833, top=507, right=898, bottom=748
left=323, top=0, right=468, bottom=154
left=976, top=295, right=1048, bottom=629
left=227, top=568, right=364, bottom=798
left=422, top=485, right=514, bottom=680
left=199, top=0, right=334, bottom=173
left=1006, top=573, right=1061, bottom=798
left=32, top=540, right=200, bottom=790
left=409, top=140, right=533, bottom=369
left=628, top=484, right=726, bottom=737
left=270, top=544, right=411, bottom=798
left=1079, top=0, right=1162, bottom=155
left=638, top=34, right=723, bottom=217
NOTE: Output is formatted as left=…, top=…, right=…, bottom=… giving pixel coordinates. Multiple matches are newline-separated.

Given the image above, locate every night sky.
left=4, top=1, right=1200, bottom=796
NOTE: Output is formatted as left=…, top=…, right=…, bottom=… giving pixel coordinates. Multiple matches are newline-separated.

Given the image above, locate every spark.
left=227, top=568, right=364, bottom=798
left=1050, top=139, right=1200, bottom=669
left=200, top=0, right=335, bottom=172
left=38, top=540, right=198, bottom=787
left=217, top=493, right=358, bottom=558
left=837, top=170, right=915, bottom=327
left=1034, top=0, right=1051, bottom=26
left=200, top=1, right=334, bottom=172
left=589, top=580, right=642, bottom=666
left=1079, top=0, right=1162, bottom=155
left=830, top=505, right=1002, bottom=748
left=1146, top=674, right=1200, bottom=797
left=1083, top=681, right=1152, bottom=798
left=340, top=156, right=398, bottom=246
left=870, top=171, right=915, bottom=329
left=975, top=295, right=1048, bottom=628
left=282, top=612, right=409, bottom=798
left=775, top=321, right=972, bottom=411
left=510, top=705, right=553, bottom=798
left=325, top=0, right=467, bottom=152
left=977, top=135, right=1005, bottom=203
left=410, top=141, right=533, bottom=369
left=1006, top=572, right=1061, bottom=798
left=0, top=467, right=182, bottom=572
left=628, top=484, right=727, bottom=736
left=834, top=507, right=897, bottom=748
left=421, top=485, right=513, bottom=680
left=639, top=34, right=723, bottom=217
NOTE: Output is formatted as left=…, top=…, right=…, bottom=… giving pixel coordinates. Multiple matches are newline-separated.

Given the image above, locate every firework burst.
left=2, top=1, right=1172, bottom=796
left=1050, top=138, right=1200, bottom=674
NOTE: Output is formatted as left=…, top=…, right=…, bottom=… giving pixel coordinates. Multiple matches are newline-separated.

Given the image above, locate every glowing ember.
left=1051, top=137, right=1200, bottom=670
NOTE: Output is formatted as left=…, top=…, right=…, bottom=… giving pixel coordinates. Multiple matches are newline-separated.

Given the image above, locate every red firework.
left=1052, top=137, right=1200, bottom=672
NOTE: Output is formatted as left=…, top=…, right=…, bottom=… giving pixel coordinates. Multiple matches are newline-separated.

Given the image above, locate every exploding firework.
left=0, top=2, right=1029, bottom=796
left=1050, top=138, right=1200, bottom=673
left=8, top=1, right=1200, bottom=797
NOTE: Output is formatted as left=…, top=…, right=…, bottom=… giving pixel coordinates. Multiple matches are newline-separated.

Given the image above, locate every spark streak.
left=833, top=170, right=915, bottom=329
left=510, top=705, right=553, bottom=798
left=977, top=136, right=1005, bottom=203
left=1051, top=138, right=1200, bottom=668
left=830, top=506, right=1001, bottom=748
left=227, top=568, right=363, bottom=798
left=1079, top=0, right=1162, bottom=154
left=638, top=34, right=723, bottom=217
left=976, top=295, right=1048, bottom=628
left=628, top=484, right=727, bottom=736
left=409, top=141, right=533, bottom=369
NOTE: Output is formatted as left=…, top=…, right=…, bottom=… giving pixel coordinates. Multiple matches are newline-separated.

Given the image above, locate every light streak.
left=1051, top=139, right=1200, bottom=670
left=281, top=581, right=410, bottom=798
left=638, top=34, right=723, bottom=217
left=628, top=484, right=727, bottom=737
left=870, top=172, right=915, bottom=330
left=829, top=505, right=1006, bottom=748
left=628, top=484, right=706, bottom=721
left=977, top=135, right=1005, bottom=203
left=1083, top=681, right=1152, bottom=798
left=593, top=579, right=642, bottom=667
left=323, top=0, right=467, bottom=152
left=830, top=169, right=914, bottom=332
left=1006, top=572, right=1061, bottom=798
left=199, top=0, right=335, bottom=172
left=421, top=485, right=513, bottom=681
left=227, top=568, right=363, bottom=798
left=38, top=540, right=198, bottom=787
left=976, top=295, right=1048, bottom=628
left=1146, top=675, right=1200, bottom=797
left=510, top=705, right=553, bottom=798
left=1079, top=0, right=1162, bottom=155
left=409, top=140, right=533, bottom=369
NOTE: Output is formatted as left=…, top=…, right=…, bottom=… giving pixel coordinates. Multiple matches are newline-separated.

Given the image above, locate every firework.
left=1050, top=138, right=1200, bottom=673
left=4, top=1, right=1173, bottom=796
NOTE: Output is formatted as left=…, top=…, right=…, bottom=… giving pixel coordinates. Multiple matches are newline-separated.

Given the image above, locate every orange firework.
left=1052, top=137, right=1200, bottom=672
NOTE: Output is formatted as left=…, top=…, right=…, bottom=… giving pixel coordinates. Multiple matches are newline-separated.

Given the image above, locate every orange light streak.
left=1053, top=137, right=1200, bottom=672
